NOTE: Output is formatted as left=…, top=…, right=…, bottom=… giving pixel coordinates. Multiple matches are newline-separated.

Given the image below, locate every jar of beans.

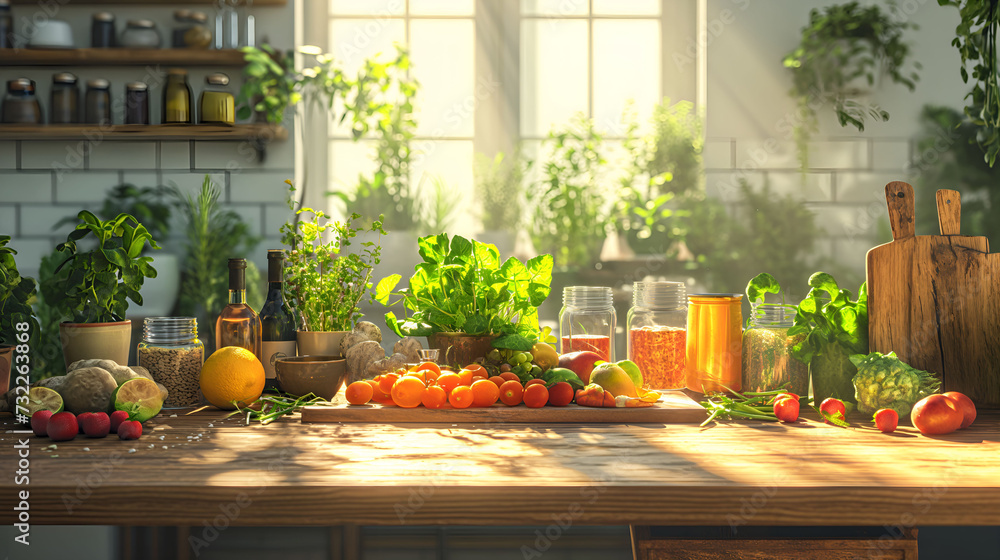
left=138, top=317, right=204, bottom=407
left=627, top=281, right=687, bottom=390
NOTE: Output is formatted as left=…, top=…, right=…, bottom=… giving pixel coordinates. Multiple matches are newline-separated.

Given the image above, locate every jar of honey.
left=685, top=293, right=743, bottom=393
left=627, top=281, right=687, bottom=390
left=558, top=286, right=615, bottom=362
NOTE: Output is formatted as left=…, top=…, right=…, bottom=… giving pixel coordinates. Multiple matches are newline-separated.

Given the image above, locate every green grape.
left=530, top=365, right=542, bottom=377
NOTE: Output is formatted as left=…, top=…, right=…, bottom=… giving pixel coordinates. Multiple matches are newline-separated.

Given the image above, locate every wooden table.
left=2, top=410, right=999, bottom=527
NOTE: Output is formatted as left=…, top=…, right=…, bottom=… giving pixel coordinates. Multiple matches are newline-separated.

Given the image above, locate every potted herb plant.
left=376, top=234, right=554, bottom=366
left=782, top=1, right=920, bottom=171
left=0, top=236, right=40, bottom=393
left=40, top=211, right=159, bottom=368
left=281, top=181, right=386, bottom=357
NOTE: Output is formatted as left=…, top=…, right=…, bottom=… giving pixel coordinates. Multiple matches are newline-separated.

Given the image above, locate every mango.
left=530, top=342, right=559, bottom=372
left=590, top=362, right=638, bottom=398
left=616, top=360, right=643, bottom=388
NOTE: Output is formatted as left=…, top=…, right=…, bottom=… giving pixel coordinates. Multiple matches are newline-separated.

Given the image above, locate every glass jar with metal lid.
left=84, top=79, right=111, bottom=125
left=163, top=68, right=192, bottom=124
left=50, top=73, right=79, bottom=124
left=742, top=303, right=808, bottom=396
left=120, top=19, right=161, bottom=48
left=173, top=10, right=211, bottom=49
left=138, top=317, right=204, bottom=407
left=124, top=82, right=149, bottom=125
left=200, top=73, right=234, bottom=125
left=91, top=12, right=115, bottom=47
left=1, top=0, right=14, bottom=49
left=2, top=78, right=43, bottom=124
left=627, top=281, right=687, bottom=390
left=558, top=286, right=616, bottom=362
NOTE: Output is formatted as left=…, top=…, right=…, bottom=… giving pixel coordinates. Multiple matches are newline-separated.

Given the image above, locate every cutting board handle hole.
left=896, top=191, right=906, bottom=198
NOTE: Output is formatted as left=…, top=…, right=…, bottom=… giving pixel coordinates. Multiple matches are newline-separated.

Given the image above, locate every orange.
left=456, top=368, right=474, bottom=386
left=345, top=381, right=374, bottom=405
left=523, top=384, right=549, bottom=408
left=391, top=376, right=425, bottom=408
left=449, top=385, right=474, bottom=409
left=417, top=361, right=442, bottom=377
left=404, top=370, right=427, bottom=384
left=471, top=379, right=500, bottom=407
left=379, top=372, right=399, bottom=394
left=421, top=385, right=447, bottom=409
left=499, top=380, right=523, bottom=406
left=437, top=372, right=461, bottom=393
left=199, top=346, right=265, bottom=410
left=464, top=364, right=487, bottom=378
left=368, top=380, right=393, bottom=405
left=488, top=376, right=506, bottom=389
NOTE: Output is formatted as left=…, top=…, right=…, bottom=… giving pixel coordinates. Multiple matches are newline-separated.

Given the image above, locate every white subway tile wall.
left=1, top=141, right=288, bottom=278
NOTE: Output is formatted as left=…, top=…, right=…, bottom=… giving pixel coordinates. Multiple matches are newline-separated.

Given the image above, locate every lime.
left=112, top=378, right=164, bottom=422
left=27, top=387, right=64, bottom=417
left=616, top=360, right=644, bottom=388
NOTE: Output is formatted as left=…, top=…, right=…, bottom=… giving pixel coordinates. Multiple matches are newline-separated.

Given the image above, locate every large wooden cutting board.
left=301, top=391, right=706, bottom=424
left=866, top=182, right=1000, bottom=408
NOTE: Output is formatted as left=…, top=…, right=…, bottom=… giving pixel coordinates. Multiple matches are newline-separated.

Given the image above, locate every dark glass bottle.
left=124, top=82, right=149, bottom=125
left=259, top=250, right=296, bottom=392
left=84, top=79, right=111, bottom=125
left=215, top=258, right=262, bottom=362
left=50, top=73, right=79, bottom=124
left=91, top=12, right=116, bottom=48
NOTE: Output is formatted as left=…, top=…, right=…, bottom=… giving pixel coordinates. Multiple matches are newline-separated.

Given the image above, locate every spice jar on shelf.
left=138, top=317, right=204, bottom=407
left=84, top=79, right=111, bottom=125
left=627, top=281, right=687, bottom=390
left=173, top=10, right=212, bottom=49
left=742, top=303, right=808, bottom=396
left=199, top=73, right=234, bottom=124
left=124, top=82, right=149, bottom=125
left=559, top=286, right=616, bottom=362
left=50, top=73, right=79, bottom=124
left=120, top=19, right=161, bottom=49
left=686, top=293, right=743, bottom=394
left=163, top=68, right=193, bottom=124
left=2, top=78, right=43, bottom=124
left=90, top=12, right=116, bottom=47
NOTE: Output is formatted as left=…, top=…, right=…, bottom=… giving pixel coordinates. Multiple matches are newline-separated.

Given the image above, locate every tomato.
left=772, top=397, right=799, bottom=422
left=499, top=380, right=523, bottom=406
left=819, top=398, right=846, bottom=424
left=547, top=382, right=574, bottom=407
left=523, top=384, right=548, bottom=408
left=911, top=394, right=963, bottom=435
left=873, top=408, right=898, bottom=433
left=525, top=378, right=546, bottom=388
left=345, top=381, right=374, bottom=405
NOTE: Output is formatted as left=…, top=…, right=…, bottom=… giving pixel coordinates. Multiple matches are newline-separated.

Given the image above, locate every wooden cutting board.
left=866, top=182, right=1000, bottom=408
left=300, top=391, right=706, bottom=424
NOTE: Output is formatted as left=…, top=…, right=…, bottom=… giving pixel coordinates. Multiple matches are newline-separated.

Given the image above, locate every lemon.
left=200, top=346, right=265, bottom=410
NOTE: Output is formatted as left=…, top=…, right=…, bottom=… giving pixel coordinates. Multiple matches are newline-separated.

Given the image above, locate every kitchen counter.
left=1, top=409, right=999, bottom=526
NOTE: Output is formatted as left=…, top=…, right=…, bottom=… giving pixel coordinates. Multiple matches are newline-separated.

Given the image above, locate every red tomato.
left=819, top=398, right=847, bottom=424
left=873, top=409, right=898, bottom=433
left=772, top=397, right=799, bottom=422
left=523, top=384, right=548, bottom=408
left=547, top=382, right=574, bottom=407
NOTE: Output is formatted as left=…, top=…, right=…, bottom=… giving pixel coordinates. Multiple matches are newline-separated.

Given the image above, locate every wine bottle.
left=215, top=258, right=262, bottom=362
left=259, top=250, right=296, bottom=391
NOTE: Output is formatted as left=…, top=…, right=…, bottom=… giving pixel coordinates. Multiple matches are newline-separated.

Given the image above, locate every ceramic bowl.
left=274, top=355, right=347, bottom=400
left=29, top=20, right=74, bottom=48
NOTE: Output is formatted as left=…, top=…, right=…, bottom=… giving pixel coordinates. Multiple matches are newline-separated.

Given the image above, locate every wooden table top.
left=2, top=409, right=999, bottom=527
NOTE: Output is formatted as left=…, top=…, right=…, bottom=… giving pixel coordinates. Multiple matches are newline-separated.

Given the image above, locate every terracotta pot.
left=59, top=321, right=132, bottom=369
left=297, top=330, right=349, bottom=358
left=0, top=345, right=11, bottom=394
left=274, top=355, right=347, bottom=400
left=426, top=333, right=497, bottom=368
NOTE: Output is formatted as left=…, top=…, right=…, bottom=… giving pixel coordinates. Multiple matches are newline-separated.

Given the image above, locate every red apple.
left=911, top=394, right=964, bottom=436
left=942, top=392, right=977, bottom=429
left=557, top=351, right=603, bottom=384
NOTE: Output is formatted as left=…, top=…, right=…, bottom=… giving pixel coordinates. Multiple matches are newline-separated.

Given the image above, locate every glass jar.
left=124, top=82, right=149, bottom=125
left=50, top=73, right=79, bottom=124
left=686, top=294, right=743, bottom=394
left=627, top=281, right=687, bottom=390
left=84, top=79, right=111, bottom=125
left=742, top=304, right=809, bottom=396
left=558, top=286, right=616, bottom=361
left=1, top=0, right=13, bottom=49
left=120, top=19, right=160, bottom=48
left=163, top=68, right=192, bottom=124
left=91, top=12, right=115, bottom=47
left=137, top=317, right=204, bottom=407
left=2, top=78, right=42, bottom=124
left=200, top=73, right=234, bottom=124
left=173, top=10, right=212, bottom=49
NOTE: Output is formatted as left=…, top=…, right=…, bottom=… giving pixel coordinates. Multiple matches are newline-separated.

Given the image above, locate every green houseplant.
left=280, top=180, right=386, bottom=356
left=474, top=150, right=527, bottom=253
left=174, top=176, right=262, bottom=355
left=40, top=211, right=159, bottom=368
left=377, top=234, right=554, bottom=365
left=782, top=1, right=920, bottom=171
left=0, top=236, right=40, bottom=392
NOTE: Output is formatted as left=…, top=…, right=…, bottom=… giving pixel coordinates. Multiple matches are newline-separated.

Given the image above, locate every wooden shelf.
left=11, top=0, right=285, bottom=5
left=0, top=48, right=248, bottom=67
left=0, top=123, right=287, bottom=142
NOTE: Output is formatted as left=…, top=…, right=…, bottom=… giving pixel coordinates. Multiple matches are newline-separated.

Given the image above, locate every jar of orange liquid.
left=559, top=286, right=616, bottom=361
left=685, top=293, right=743, bottom=393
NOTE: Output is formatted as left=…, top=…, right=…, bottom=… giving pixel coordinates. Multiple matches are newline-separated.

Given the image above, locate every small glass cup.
left=417, top=348, right=440, bottom=363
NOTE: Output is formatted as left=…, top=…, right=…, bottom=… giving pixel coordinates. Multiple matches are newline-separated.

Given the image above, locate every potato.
left=61, top=367, right=118, bottom=413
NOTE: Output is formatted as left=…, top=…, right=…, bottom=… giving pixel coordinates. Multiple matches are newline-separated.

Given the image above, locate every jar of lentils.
left=138, top=317, right=204, bottom=407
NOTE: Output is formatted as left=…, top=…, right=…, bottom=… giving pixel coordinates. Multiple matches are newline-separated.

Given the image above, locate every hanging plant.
left=939, top=0, right=1000, bottom=166
left=782, top=1, right=920, bottom=171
